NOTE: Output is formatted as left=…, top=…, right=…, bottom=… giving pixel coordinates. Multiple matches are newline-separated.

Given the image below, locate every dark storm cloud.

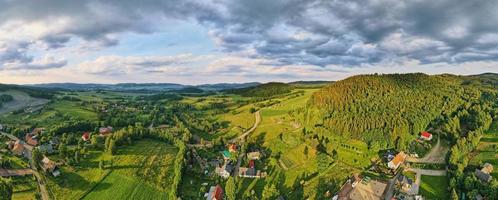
left=1, top=0, right=498, bottom=69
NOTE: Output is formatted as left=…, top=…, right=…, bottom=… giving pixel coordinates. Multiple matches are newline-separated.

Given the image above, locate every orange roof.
left=421, top=131, right=432, bottom=138
left=391, top=152, right=407, bottom=166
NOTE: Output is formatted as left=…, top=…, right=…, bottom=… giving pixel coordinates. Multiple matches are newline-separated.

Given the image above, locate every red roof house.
left=420, top=131, right=433, bottom=141
left=228, top=144, right=237, bottom=153
left=99, top=126, right=113, bottom=136
left=206, top=185, right=224, bottom=200
left=25, top=134, right=39, bottom=146
left=82, top=132, right=90, bottom=141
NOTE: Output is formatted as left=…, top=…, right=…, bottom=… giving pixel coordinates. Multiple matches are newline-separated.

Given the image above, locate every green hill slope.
left=305, top=73, right=482, bottom=149
left=227, top=82, right=293, bottom=97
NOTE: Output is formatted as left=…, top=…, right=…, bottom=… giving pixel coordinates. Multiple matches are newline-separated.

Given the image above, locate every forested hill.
left=306, top=73, right=494, bottom=150
left=0, top=84, right=56, bottom=99
left=227, top=82, right=293, bottom=97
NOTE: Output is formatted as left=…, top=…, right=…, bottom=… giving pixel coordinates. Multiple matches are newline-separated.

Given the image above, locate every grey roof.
left=475, top=169, right=492, bottom=182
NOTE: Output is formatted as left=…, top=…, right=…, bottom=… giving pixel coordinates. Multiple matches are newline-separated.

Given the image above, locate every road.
left=407, top=136, right=447, bottom=164
left=232, top=110, right=261, bottom=177
left=230, top=110, right=261, bottom=143
left=0, top=168, right=33, bottom=177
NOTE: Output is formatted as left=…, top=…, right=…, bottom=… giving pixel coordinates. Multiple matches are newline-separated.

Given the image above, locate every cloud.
left=1, top=0, right=498, bottom=77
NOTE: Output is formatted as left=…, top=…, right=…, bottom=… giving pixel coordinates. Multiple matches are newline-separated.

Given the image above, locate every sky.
left=0, top=0, right=497, bottom=84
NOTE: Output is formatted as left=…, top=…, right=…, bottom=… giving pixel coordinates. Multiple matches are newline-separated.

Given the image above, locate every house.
left=248, top=160, right=255, bottom=168
left=247, top=151, right=261, bottom=160
left=81, top=132, right=90, bottom=141
left=228, top=144, right=237, bottom=153
left=41, top=156, right=61, bottom=177
left=37, top=143, right=54, bottom=154
left=99, top=126, right=113, bottom=136
left=25, top=134, right=38, bottom=146
left=215, top=162, right=233, bottom=178
left=205, top=185, right=223, bottom=200
left=335, top=174, right=388, bottom=200
left=11, top=140, right=25, bottom=156
left=395, top=175, right=414, bottom=194
left=238, top=167, right=257, bottom=177
left=475, top=169, right=492, bottom=183
left=222, top=150, right=232, bottom=160
left=388, top=152, right=407, bottom=170
left=31, top=128, right=45, bottom=135
left=420, top=131, right=433, bottom=141
left=481, top=163, right=493, bottom=174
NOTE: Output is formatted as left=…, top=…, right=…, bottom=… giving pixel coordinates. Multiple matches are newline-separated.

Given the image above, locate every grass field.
left=420, top=175, right=449, bottom=200
left=0, top=90, right=49, bottom=115
left=46, top=100, right=98, bottom=121
left=12, top=190, right=36, bottom=200
left=83, top=139, right=177, bottom=200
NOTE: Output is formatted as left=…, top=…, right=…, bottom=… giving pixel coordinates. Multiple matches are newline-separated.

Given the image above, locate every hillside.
left=306, top=73, right=486, bottom=149
left=227, top=82, right=293, bottom=97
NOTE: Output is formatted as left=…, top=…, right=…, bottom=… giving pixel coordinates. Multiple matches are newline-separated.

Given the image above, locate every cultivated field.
left=0, top=90, right=49, bottom=115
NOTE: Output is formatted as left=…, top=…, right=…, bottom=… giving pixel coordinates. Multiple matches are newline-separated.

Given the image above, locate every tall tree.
left=225, top=177, right=236, bottom=200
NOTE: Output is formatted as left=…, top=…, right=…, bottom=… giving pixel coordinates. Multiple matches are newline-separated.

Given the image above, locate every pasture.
left=419, top=175, right=449, bottom=199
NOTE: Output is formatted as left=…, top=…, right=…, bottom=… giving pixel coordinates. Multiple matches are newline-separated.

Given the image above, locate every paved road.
left=407, top=135, right=447, bottom=164
left=0, top=168, right=33, bottom=177
left=229, top=110, right=261, bottom=143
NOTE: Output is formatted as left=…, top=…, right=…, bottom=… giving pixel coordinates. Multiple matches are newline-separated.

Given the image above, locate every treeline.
left=227, top=82, right=293, bottom=98
left=308, top=73, right=469, bottom=149
left=445, top=96, right=498, bottom=198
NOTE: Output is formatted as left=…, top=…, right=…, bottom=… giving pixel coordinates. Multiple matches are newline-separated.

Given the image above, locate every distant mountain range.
left=27, top=82, right=262, bottom=92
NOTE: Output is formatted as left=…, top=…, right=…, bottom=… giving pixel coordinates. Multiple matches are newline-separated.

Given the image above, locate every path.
left=407, top=136, right=447, bottom=164
left=232, top=110, right=261, bottom=177
left=0, top=168, right=33, bottom=177
left=230, top=110, right=261, bottom=143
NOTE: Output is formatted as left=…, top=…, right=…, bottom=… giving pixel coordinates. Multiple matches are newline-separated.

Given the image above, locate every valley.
left=0, top=73, right=496, bottom=200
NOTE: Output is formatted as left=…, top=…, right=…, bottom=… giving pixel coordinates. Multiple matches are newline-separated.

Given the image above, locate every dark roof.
left=475, top=169, right=492, bottom=182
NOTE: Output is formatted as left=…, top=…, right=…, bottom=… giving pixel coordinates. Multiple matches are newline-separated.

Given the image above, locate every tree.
left=225, top=177, right=236, bottom=200
left=31, top=148, right=43, bottom=170
left=108, top=139, right=116, bottom=155
left=451, top=188, right=459, bottom=200
left=182, top=128, right=192, bottom=143
left=59, top=143, right=68, bottom=158
left=249, top=107, right=256, bottom=113
left=0, top=177, right=12, bottom=200
left=99, top=160, right=104, bottom=169
left=304, top=146, right=309, bottom=159
left=261, top=183, right=278, bottom=200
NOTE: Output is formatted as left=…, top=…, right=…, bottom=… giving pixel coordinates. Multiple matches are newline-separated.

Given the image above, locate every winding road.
left=407, top=136, right=447, bottom=164
left=230, top=110, right=261, bottom=143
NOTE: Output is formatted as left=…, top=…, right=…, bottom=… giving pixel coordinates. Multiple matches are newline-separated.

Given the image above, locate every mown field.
left=419, top=175, right=449, bottom=199
left=82, top=139, right=177, bottom=200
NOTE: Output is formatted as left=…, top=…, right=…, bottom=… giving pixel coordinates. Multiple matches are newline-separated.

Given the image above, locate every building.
left=228, top=144, right=237, bottom=153
left=41, top=156, right=61, bottom=177
left=11, top=140, right=25, bottom=156
left=395, top=175, right=414, bottom=194
left=247, top=151, right=261, bottom=160
left=38, top=143, right=54, bottom=154
left=481, top=163, right=493, bottom=174
left=476, top=163, right=494, bottom=183
left=420, top=131, right=433, bottom=141
left=222, top=150, right=232, bottom=160
left=388, top=152, right=407, bottom=170
left=31, top=128, right=45, bottom=135
left=25, top=134, right=39, bottom=146
left=81, top=132, right=90, bottom=141
left=476, top=169, right=492, bottom=183
left=335, top=174, right=388, bottom=200
left=205, top=185, right=223, bottom=200
left=99, top=126, right=113, bottom=136
left=215, top=162, right=233, bottom=178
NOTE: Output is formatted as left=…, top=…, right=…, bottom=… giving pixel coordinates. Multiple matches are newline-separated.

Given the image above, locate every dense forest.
left=306, top=73, right=492, bottom=150
left=0, top=94, right=13, bottom=108
left=227, top=82, right=293, bottom=98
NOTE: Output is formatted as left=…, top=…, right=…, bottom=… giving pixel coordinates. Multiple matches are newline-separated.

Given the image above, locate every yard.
left=419, top=175, right=449, bottom=200
left=470, top=120, right=498, bottom=178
